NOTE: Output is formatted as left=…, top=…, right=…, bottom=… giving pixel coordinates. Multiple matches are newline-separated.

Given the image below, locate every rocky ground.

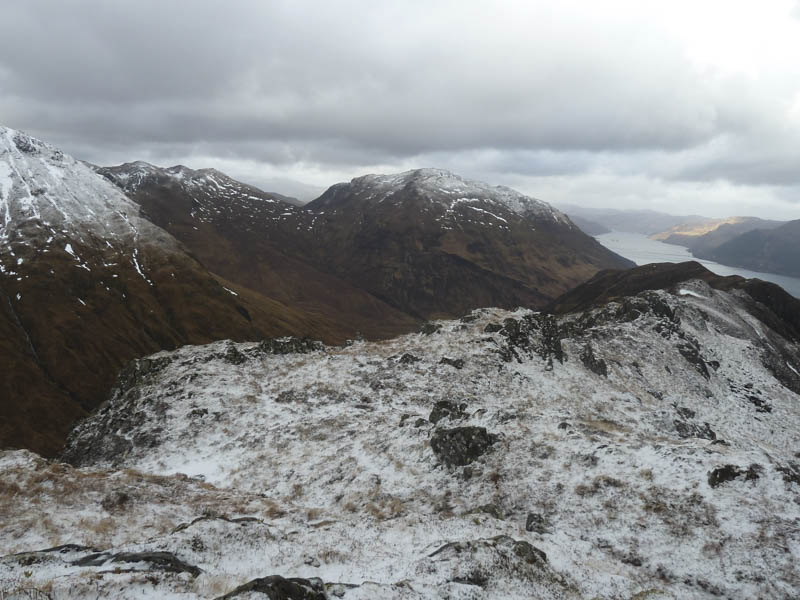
left=2, top=279, right=800, bottom=598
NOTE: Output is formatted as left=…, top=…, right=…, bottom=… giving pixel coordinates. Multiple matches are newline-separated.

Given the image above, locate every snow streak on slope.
left=2, top=280, right=798, bottom=598
left=98, top=160, right=307, bottom=232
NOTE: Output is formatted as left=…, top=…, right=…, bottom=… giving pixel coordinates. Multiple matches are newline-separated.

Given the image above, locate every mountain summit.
left=0, top=127, right=175, bottom=261
left=312, top=168, right=570, bottom=223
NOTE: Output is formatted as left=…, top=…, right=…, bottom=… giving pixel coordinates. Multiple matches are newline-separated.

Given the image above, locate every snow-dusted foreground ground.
left=2, top=280, right=800, bottom=599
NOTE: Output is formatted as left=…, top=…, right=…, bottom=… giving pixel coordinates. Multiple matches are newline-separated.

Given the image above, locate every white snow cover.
left=2, top=281, right=799, bottom=598
left=0, top=126, right=177, bottom=261
left=347, top=168, right=571, bottom=224
left=0, top=125, right=197, bottom=296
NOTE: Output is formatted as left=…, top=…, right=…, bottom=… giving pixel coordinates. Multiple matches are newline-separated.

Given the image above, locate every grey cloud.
left=1, top=1, right=799, bottom=218
left=2, top=1, right=728, bottom=154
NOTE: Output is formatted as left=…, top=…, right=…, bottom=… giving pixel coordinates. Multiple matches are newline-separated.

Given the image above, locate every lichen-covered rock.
left=707, top=464, right=762, bottom=488
left=420, top=322, right=442, bottom=335
left=398, top=353, right=420, bottom=365
left=72, top=550, right=201, bottom=577
left=438, top=356, right=464, bottom=369
left=674, top=420, right=716, bottom=440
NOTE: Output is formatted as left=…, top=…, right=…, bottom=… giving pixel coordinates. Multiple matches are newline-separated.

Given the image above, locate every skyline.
left=3, top=1, right=800, bottom=218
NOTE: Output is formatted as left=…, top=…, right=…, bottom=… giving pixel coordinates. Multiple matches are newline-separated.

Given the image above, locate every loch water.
left=596, top=231, right=800, bottom=299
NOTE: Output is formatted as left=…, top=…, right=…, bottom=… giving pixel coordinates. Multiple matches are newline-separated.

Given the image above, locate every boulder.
left=430, top=427, right=498, bottom=467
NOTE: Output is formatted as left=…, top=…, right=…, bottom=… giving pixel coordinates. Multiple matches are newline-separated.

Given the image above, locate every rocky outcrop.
left=215, top=575, right=326, bottom=600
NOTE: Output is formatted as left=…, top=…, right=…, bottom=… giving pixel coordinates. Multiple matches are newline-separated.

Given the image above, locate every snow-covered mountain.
left=95, top=160, right=423, bottom=343
left=2, top=262, right=798, bottom=598
left=96, top=161, right=633, bottom=341
left=0, top=127, right=177, bottom=270
left=312, top=168, right=571, bottom=226
left=0, top=127, right=331, bottom=456
left=96, top=161, right=301, bottom=218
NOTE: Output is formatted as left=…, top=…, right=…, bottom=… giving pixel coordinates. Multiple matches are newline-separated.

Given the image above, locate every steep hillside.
left=544, top=261, right=745, bottom=314
left=2, top=271, right=799, bottom=598
left=702, top=219, right=800, bottom=278
left=0, top=127, right=331, bottom=456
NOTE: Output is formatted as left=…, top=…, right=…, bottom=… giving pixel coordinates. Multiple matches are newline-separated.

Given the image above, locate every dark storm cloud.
left=2, top=0, right=799, bottom=216
left=1, top=2, right=719, bottom=152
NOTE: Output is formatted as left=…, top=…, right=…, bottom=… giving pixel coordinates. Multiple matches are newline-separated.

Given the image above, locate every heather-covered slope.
left=2, top=274, right=798, bottom=598
left=303, top=169, right=634, bottom=318
left=94, top=162, right=420, bottom=341
left=0, top=127, right=331, bottom=456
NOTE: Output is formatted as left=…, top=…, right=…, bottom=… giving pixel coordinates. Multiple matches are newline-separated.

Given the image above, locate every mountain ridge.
left=5, top=266, right=797, bottom=598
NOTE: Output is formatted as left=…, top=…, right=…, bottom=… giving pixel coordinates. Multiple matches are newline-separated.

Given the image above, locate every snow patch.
left=679, top=288, right=705, bottom=298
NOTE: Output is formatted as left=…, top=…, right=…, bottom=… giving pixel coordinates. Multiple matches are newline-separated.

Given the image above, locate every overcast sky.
left=2, top=0, right=800, bottom=217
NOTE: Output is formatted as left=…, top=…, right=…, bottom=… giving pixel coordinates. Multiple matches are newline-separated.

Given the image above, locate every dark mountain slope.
left=98, top=165, right=632, bottom=325
left=95, top=162, right=420, bottom=340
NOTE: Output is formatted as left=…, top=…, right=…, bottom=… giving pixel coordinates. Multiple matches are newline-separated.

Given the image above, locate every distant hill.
left=303, top=169, right=634, bottom=318
left=652, top=216, right=785, bottom=256
left=566, top=214, right=610, bottom=236
left=556, top=204, right=709, bottom=235
left=703, top=220, right=800, bottom=278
